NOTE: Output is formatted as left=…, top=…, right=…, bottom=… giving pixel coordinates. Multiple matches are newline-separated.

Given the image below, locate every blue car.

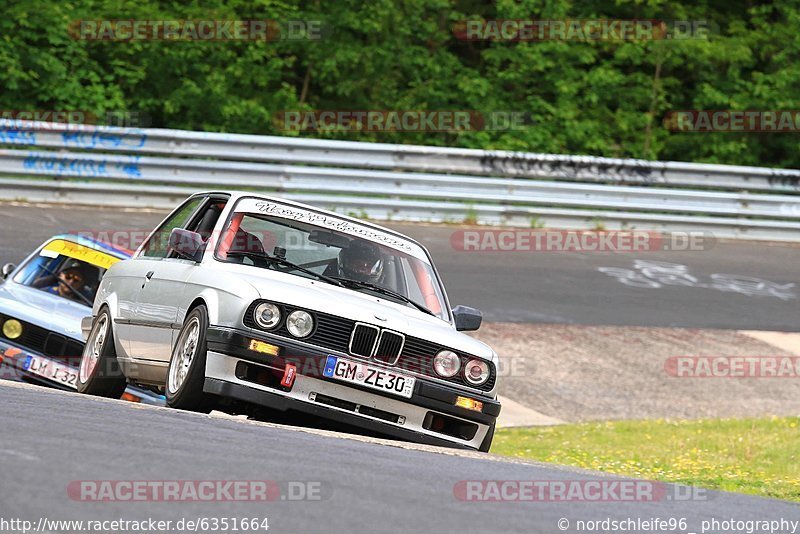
left=0, top=234, right=164, bottom=405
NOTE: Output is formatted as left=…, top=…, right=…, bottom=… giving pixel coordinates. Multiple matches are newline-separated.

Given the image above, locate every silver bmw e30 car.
left=78, top=191, right=500, bottom=451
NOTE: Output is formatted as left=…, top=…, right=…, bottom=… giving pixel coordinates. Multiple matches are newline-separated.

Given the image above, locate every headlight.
left=2, top=319, right=22, bottom=340
left=464, top=359, right=490, bottom=385
left=254, top=303, right=281, bottom=329
left=433, top=350, right=461, bottom=378
left=286, top=310, right=313, bottom=338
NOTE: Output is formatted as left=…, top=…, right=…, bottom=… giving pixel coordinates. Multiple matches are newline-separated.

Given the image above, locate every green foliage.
left=1, top=0, right=799, bottom=167
left=463, top=205, right=478, bottom=224
left=494, top=417, right=800, bottom=502
left=590, top=216, right=606, bottom=230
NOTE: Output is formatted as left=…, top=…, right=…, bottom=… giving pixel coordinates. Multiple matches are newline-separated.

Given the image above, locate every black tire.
left=76, top=307, right=127, bottom=398
left=166, top=305, right=214, bottom=412
left=478, top=421, right=495, bottom=453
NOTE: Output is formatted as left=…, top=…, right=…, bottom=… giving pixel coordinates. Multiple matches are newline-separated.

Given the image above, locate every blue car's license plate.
left=23, top=354, right=78, bottom=389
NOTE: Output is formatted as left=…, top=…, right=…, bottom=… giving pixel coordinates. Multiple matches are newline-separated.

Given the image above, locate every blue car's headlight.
left=2, top=319, right=23, bottom=340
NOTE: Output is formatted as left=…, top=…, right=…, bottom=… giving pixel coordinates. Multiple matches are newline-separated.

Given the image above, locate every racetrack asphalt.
left=1, top=203, right=798, bottom=331
left=1, top=381, right=797, bottom=534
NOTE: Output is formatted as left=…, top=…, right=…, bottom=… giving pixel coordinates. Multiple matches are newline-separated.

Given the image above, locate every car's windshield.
left=12, top=240, right=122, bottom=306
left=215, top=199, right=449, bottom=320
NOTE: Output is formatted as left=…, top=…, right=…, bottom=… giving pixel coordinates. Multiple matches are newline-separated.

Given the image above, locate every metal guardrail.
left=0, top=119, right=798, bottom=241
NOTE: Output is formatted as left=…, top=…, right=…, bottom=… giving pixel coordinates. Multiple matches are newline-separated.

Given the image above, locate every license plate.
left=23, top=355, right=78, bottom=389
left=323, top=356, right=415, bottom=398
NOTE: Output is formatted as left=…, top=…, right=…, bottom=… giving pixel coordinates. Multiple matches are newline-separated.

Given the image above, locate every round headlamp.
left=2, top=319, right=22, bottom=340
left=286, top=310, right=314, bottom=338
left=254, top=303, right=281, bottom=329
left=464, top=359, right=490, bottom=385
left=433, top=350, right=461, bottom=378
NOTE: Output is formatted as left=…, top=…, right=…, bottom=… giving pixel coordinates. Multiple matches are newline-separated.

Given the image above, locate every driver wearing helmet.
left=338, top=240, right=384, bottom=284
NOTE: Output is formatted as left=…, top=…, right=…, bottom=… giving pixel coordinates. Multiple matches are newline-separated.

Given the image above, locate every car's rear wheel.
left=77, top=307, right=127, bottom=398
left=166, top=305, right=214, bottom=412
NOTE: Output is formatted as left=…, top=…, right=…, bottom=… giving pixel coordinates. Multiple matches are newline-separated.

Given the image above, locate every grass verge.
left=493, top=417, right=800, bottom=502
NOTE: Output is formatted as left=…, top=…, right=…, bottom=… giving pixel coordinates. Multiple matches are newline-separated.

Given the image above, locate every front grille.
left=312, top=393, right=358, bottom=412
left=349, top=324, right=379, bottom=357
left=25, top=326, right=50, bottom=354
left=311, top=392, right=404, bottom=424
left=402, top=336, right=497, bottom=392
left=373, top=330, right=404, bottom=365
left=308, top=317, right=353, bottom=353
left=0, top=312, right=83, bottom=366
left=243, top=301, right=354, bottom=353
left=243, top=301, right=496, bottom=392
left=45, top=333, right=66, bottom=359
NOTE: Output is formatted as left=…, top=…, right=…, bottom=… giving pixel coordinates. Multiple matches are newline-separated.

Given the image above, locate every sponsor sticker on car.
left=24, top=354, right=78, bottom=389
left=323, top=355, right=415, bottom=398
left=42, top=239, right=123, bottom=270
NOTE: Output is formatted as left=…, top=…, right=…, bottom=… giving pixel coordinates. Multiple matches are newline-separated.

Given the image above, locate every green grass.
left=493, top=417, right=800, bottom=502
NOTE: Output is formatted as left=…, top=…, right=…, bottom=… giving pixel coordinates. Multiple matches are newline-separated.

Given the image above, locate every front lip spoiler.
left=206, top=326, right=501, bottom=425
left=203, top=378, right=477, bottom=450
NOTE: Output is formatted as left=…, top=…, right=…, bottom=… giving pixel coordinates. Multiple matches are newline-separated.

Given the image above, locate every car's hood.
left=0, top=281, right=87, bottom=340
left=218, top=266, right=494, bottom=361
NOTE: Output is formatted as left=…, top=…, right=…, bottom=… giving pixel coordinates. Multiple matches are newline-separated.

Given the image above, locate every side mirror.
left=452, top=305, right=482, bottom=331
left=168, top=229, right=204, bottom=262
left=2, top=263, right=15, bottom=280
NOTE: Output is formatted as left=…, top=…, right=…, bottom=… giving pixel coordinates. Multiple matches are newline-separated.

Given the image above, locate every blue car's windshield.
left=13, top=243, right=110, bottom=306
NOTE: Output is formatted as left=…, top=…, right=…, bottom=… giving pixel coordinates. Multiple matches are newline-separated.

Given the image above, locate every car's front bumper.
left=0, top=337, right=165, bottom=406
left=204, top=327, right=501, bottom=450
left=0, top=337, right=69, bottom=389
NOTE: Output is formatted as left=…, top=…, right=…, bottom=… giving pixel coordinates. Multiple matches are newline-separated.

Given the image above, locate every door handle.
left=142, top=271, right=154, bottom=288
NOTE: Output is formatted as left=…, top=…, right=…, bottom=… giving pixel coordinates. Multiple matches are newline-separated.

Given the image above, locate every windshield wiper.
left=226, top=251, right=344, bottom=287
left=332, top=277, right=437, bottom=317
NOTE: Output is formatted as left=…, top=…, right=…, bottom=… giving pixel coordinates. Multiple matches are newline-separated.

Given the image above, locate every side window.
left=169, top=198, right=228, bottom=260
left=140, top=197, right=204, bottom=258
left=185, top=199, right=227, bottom=240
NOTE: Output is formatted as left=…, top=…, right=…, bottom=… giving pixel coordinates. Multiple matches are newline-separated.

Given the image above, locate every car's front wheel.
left=166, top=305, right=214, bottom=412
left=77, top=307, right=127, bottom=398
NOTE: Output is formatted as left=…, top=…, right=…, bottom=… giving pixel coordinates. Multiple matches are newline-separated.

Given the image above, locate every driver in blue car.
left=43, top=260, right=94, bottom=303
